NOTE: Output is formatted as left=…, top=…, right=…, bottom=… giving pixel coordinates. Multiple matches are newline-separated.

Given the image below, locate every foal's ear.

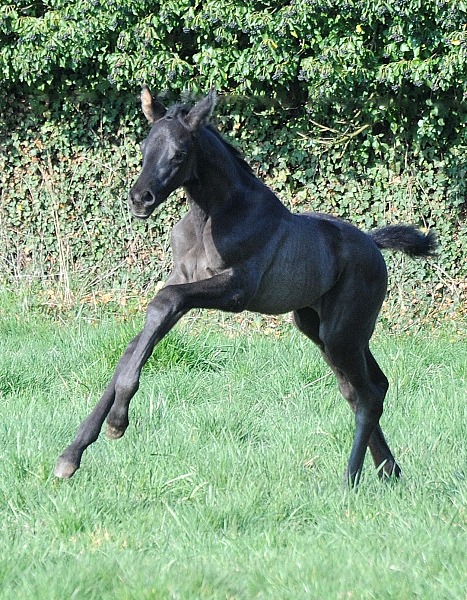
left=185, top=89, right=217, bottom=132
left=141, top=85, right=166, bottom=124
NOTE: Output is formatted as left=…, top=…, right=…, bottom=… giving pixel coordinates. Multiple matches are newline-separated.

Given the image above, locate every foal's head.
left=129, top=86, right=216, bottom=219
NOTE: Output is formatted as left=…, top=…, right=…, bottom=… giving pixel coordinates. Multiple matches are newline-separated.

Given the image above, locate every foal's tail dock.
left=370, top=225, right=437, bottom=257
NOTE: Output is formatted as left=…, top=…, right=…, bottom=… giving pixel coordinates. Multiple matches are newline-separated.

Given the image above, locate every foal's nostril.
left=141, top=190, right=156, bottom=206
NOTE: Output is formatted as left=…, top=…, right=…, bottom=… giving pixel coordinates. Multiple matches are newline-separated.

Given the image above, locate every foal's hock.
left=54, top=88, right=437, bottom=485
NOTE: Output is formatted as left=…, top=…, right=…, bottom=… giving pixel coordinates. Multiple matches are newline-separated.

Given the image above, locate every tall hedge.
left=1, top=0, right=466, bottom=315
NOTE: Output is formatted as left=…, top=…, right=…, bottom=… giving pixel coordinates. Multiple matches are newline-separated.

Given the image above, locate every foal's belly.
left=246, top=265, right=334, bottom=315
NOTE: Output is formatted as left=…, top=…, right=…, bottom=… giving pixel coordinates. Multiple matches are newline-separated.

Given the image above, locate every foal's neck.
left=184, top=127, right=256, bottom=215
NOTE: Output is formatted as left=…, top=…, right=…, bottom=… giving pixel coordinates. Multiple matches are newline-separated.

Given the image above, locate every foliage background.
left=0, top=0, right=466, bottom=318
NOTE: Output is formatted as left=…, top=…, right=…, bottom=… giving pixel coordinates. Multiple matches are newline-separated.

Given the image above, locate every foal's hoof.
left=54, top=458, right=78, bottom=479
left=106, top=423, right=127, bottom=439
left=378, top=460, right=402, bottom=480
left=378, top=462, right=402, bottom=481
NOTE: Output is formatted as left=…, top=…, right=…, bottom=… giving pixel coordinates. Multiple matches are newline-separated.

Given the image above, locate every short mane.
left=205, top=125, right=256, bottom=177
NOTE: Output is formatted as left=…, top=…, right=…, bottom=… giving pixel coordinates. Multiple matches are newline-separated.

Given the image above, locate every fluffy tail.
left=369, top=225, right=437, bottom=257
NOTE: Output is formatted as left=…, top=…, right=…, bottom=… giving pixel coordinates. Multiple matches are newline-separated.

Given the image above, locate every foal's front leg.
left=54, top=333, right=141, bottom=479
left=106, top=273, right=246, bottom=438
left=54, top=272, right=246, bottom=479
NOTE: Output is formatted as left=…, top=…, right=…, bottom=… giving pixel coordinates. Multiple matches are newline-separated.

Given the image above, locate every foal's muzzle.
left=128, top=187, right=158, bottom=219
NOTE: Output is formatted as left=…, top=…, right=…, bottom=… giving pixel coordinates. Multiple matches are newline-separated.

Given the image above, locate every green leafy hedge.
left=2, top=0, right=466, bottom=143
left=1, top=0, right=466, bottom=316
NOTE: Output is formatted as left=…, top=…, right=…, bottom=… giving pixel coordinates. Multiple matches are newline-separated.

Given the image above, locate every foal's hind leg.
left=361, top=349, right=401, bottom=478
left=327, top=352, right=400, bottom=479
left=293, top=307, right=400, bottom=482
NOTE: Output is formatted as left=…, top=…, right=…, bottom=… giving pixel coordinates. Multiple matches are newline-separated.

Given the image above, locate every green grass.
left=0, top=295, right=466, bottom=599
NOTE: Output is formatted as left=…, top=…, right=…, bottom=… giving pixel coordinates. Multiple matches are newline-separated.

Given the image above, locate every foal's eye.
left=174, top=149, right=188, bottom=161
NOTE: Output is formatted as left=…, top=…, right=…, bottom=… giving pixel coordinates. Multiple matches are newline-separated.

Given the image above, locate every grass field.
left=0, top=294, right=466, bottom=599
